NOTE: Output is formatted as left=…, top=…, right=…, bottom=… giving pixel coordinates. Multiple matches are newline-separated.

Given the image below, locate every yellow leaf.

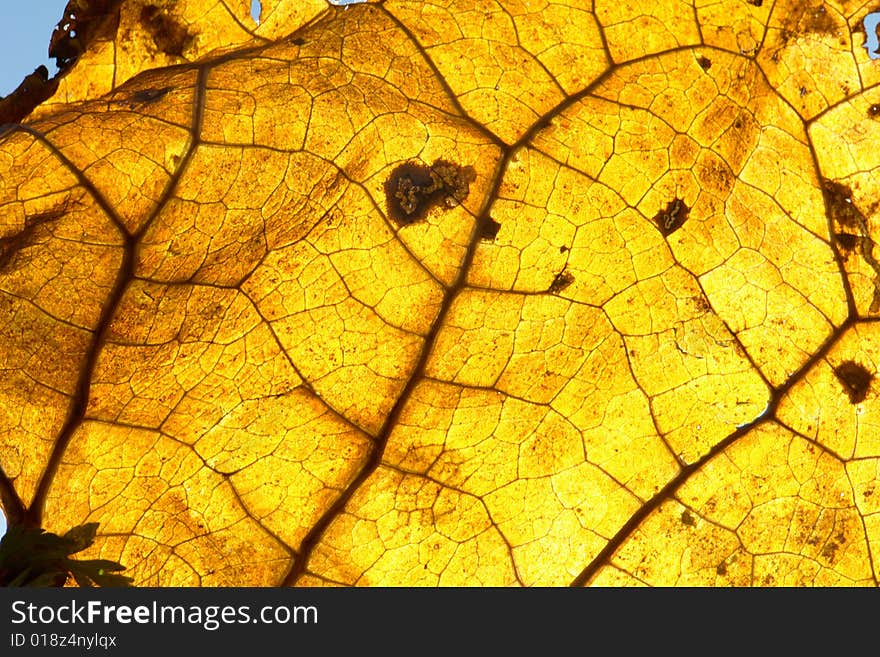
left=0, top=0, right=878, bottom=586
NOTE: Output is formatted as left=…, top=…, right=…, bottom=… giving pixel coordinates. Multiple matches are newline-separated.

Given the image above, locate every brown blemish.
left=129, top=86, right=173, bottom=105
left=680, top=509, right=696, bottom=527
left=820, top=532, right=847, bottom=563
left=821, top=179, right=880, bottom=312
left=821, top=179, right=862, bottom=230
left=697, top=56, right=712, bottom=71
left=801, top=4, right=837, bottom=36
left=833, top=360, right=873, bottom=404
left=0, top=206, right=68, bottom=274
left=653, top=197, right=690, bottom=236
left=778, top=2, right=839, bottom=47
left=868, top=104, right=880, bottom=119
left=140, top=5, right=192, bottom=56
left=834, top=232, right=858, bottom=253
left=480, top=217, right=501, bottom=241
left=693, top=295, right=712, bottom=313
left=548, top=270, right=574, bottom=294
left=384, top=159, right=476, bottom=227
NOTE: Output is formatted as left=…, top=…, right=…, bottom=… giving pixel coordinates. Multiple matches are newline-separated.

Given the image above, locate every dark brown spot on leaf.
left=833, top=360, right=873, bottom=404
left=693, top=296, right=712, bottom=313
left=480, top=217, right=501, bottom=240
left=680, top=509, right=696, bottom=527
left=821, top=179, right=862, bottom=230
left=821, top=537, right=843, bottom=562
left=834, top=232, right=858, bottom=252
left=130, top=86, right=173, bottom=104
left=548, top=270, right=574, bottom=294
left=697, top=56, right=711, bottom=70
left=140, top=5, right=193, bottom=57
left=653, top=197, right=689, bottom=236
left=868, top=104, right=880, bottom=119
left=777, top=2, right=838, bottom=45
left=0, top=207, right=67, bottom=274
left=384, top=159, right=476, bottom=226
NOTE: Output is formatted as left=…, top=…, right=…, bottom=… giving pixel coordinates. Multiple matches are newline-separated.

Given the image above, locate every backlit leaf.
left=1, top=0, right=879, bottom=586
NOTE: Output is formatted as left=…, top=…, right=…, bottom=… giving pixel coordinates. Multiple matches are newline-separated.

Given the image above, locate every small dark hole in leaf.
left=697, top=56, right=712, bottom=70
left=384, top=159, right=476, bottom=227
left=833, top=360, right=873, bottom=404
left=480, top=217, right=501, bottom=240
left=250, top=0, right=261, bottom=25
left=868, top=104, right=880, bottom=119
left=653, top=197, right=689, bottom=236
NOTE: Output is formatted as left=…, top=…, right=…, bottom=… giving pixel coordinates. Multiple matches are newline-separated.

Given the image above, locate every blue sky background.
left=0, top=1, right=366, bottom=97
left=0, top=4, right=69, bottom=539
left=0, top=2, right=68, bottom=97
